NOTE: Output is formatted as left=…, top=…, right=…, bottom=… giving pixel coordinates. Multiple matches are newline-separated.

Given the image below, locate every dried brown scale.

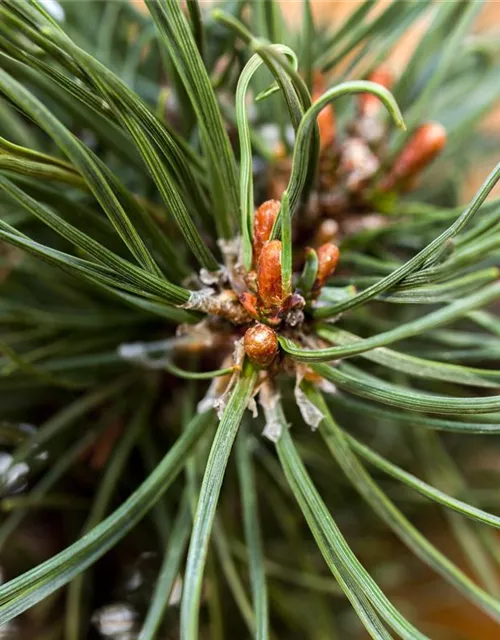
left=184, top=289, right=253, bottom=325
left=240, top=292, right=259, bottom=320
left=173, top=321, right=237, bottom=371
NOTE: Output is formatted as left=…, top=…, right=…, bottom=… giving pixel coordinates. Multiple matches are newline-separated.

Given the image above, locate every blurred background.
left=132, top=0, right=500, bottom=203
left=1, top=2, right=498, bottom=638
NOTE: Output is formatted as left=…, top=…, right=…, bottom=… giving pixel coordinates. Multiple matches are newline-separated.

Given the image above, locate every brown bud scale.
left=253, top=200, right=280, bottom=264
left=240, top=292, right=259, bottom=319
left=257, top=239, right=283, bottom=307
left=244, top=323, right=279, bottom=367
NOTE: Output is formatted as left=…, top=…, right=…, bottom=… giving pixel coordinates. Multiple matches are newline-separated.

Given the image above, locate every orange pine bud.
left=253, top=200, right=280, bottom=264
left=315, top=243, right=340, bottom=289
left=359, top=65, right=394, bottom=117
left=313, top=72, right=336, bottom=151
left=257, top=240, right=283, bottom=307
left=244, top=323, right=279, bottom=367
left=380, top=122, right=447, bottom=192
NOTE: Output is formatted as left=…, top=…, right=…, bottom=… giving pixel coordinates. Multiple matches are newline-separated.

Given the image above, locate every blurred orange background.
left=283, top=1, right=500, bottom=201
left=130, top=0, right=500, bottom=199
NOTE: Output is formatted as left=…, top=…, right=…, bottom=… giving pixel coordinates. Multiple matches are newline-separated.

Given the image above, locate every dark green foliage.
left=0, top=1, right=499, bottom=638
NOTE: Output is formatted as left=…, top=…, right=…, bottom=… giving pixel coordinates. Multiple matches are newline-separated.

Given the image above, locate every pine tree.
left=0, top=1, right=499, bottom=638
